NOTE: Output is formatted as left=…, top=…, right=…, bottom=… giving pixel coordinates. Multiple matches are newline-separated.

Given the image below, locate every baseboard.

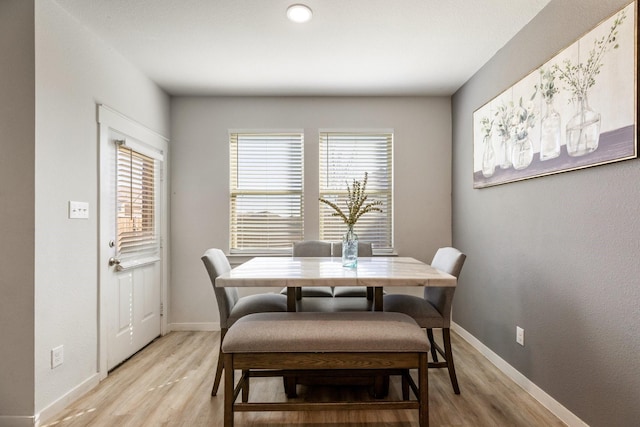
left=35, top=373, right=100, bottom=427
left=451, top=322, right=588, bottom=427
left=0, top=416, right=36, bottom=427
left=168, top=322, right=219, bottom=332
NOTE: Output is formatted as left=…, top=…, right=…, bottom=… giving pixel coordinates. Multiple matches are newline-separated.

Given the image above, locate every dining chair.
left=383, top=246, right=466, bottom=394
left=331, top=241, right=374, bottom=298
left=288, top=240, right=334, bottom=298
left=201, top=248, right=288, bottom=396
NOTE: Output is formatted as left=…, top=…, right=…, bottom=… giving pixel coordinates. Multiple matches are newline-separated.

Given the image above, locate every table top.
left=216, top=256, right=456, bottom=288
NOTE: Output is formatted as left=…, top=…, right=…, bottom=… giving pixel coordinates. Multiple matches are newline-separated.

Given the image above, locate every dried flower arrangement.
left=319, top=172, right=383, bottom=227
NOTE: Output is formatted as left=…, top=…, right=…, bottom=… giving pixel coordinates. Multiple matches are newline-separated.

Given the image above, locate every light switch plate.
left=69, top=201, right=89, bottom=219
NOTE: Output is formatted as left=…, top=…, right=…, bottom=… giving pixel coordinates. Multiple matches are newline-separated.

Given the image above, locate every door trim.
left=97, top=104, right=169, bottom=380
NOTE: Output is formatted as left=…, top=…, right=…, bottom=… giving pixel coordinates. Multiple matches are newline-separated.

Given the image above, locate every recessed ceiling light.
left=287, top=4, right=313, bottom=23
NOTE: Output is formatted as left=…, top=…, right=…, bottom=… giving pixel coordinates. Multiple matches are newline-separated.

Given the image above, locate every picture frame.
left=473, top=1, right=637, bottom=188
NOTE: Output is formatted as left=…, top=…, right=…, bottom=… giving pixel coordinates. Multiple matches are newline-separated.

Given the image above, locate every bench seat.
left=222, top=311, right=430, bottom=427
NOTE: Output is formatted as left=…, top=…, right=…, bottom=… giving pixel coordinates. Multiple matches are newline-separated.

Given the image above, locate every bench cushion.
left=222, top=312, right=430, bottom=353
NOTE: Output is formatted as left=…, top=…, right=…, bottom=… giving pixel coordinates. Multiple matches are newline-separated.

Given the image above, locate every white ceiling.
left=54, top=0, right=551, bottom=96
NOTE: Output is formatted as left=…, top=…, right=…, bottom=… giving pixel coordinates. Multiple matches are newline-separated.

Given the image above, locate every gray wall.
left=2, top=0, right=171, bottom=422
left=0, top=0, right=36, bottom=419
left=170, top=96, right=452, bottom=328
left=452, top=0, right=640, bottom=425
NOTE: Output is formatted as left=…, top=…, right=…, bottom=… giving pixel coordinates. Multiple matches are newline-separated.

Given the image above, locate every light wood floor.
left=41, top=330, right=565, bottom=427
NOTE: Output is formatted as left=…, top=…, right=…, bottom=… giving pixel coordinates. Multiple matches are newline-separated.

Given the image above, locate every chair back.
left=293, top=240, right=332, bottom=257
left=425, top=247, right=466, bottom=327
left=332, top=241, right=373, bottom=257
left=202, top=248, right=240, bottom=329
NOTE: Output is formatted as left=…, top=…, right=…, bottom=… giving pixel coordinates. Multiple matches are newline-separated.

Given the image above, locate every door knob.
left=108, top=257, right=121, bottom=267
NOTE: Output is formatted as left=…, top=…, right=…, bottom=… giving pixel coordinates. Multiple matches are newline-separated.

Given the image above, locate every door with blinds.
left=98, top=105, right=166, bottom=373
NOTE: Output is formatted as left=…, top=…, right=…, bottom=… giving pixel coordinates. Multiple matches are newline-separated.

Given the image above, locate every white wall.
left=0, top=0, right=36, bottom=421
left=32, top=0, right=170, bottom=418
left=169, top=96, right=452, bottom=329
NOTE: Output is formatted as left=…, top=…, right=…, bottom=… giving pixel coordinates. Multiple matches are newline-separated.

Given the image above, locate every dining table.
left=216, top=256, right=457, bottom=311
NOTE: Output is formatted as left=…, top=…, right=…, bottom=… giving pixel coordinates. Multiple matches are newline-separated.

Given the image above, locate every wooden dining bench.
left=221, top=311, right=431, bottom=427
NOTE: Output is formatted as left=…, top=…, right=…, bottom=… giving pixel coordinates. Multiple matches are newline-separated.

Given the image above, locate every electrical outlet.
left=51, top=345, right=64, bottom=368
left=516, top=326, right=525, bottom=346
left=69, top=201, right=89, bottom=219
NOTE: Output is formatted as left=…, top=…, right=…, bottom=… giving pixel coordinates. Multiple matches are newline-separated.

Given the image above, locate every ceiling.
left=54, top=0, right=551, bottom=96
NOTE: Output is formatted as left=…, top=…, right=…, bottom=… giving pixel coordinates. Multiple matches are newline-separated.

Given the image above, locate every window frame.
left=318, top=129, right=394, bottom=253
left=228, top=130, right=305, bottom=255
left=115, top=141, right=162, bottom=268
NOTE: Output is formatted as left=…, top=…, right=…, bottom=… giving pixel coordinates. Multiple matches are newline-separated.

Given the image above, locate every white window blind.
left=319, top=131, right=393, bottom=251
left=116, top=144, right=160, bottom=264
left=230, top=132, right=304, bottom=253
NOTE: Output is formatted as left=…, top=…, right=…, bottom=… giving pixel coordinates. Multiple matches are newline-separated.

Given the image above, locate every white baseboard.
left=35, top=373, right=100, bottom=427
left=451, top=322, right=588, bottom=427
left=168, top=322, right=219, bottom=332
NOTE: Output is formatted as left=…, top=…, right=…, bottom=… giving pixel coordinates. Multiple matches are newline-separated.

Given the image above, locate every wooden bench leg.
left=419, top=354, right=429, bottom=427
left=224, top=354, right=234, bottom=427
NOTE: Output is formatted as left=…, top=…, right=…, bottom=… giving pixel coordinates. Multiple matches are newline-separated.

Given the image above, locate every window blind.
left=230, top=132, right=304, bottom=253
left=319, top=131, right=393, bottom=251
left=116, top=144, right=159, bottom=263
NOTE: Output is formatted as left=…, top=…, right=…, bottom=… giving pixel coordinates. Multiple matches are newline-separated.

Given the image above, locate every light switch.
left=69, top=201, right=89, bottom=219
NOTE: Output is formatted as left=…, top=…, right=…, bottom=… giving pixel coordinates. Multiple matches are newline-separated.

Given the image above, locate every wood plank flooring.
left=41, top=330, right=565, bottom=427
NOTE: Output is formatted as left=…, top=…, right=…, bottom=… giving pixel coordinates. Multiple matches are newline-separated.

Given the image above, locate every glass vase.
left=481, top=134, right=496, bottom=178
left=566, top=93, right=601, bottom=157
left=511, top=133, right=534, bottom=170
left=497, top=135, right=512, bottom=169
left=342, top=225, right=358, bottom=268
left=539, top=98, right=561, bottom=161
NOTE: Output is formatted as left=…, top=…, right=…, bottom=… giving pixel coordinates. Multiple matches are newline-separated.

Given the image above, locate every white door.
left=98, top=106, right=168, bottom=374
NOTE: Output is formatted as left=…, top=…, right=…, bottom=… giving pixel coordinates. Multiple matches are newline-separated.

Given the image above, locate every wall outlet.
left=69, top=201, right=89, bottom=219
left=51, top=345, right=64, bottom=368
left=516, top=326, right=525, bottom=346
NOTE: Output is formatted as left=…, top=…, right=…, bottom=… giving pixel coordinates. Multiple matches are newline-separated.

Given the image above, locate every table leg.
left=373, top=374, right=390, bottom=398
left=286, top=287, right=296, bottom=312
left=374, top=287, right=383, bottom=311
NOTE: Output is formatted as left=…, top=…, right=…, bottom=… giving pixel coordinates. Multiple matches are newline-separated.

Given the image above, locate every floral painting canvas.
left=473, top=1, right=637, bottom=188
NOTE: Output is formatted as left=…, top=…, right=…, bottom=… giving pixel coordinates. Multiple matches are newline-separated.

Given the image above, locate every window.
left=230, top=132, right=304, bottom=253
left=319, top=131, right=393, bottom=251
left=116, top=143, right=160, bottom=264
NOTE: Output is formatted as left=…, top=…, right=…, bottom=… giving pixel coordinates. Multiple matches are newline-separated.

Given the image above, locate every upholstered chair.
left=201, top=248, right=288, bottom=396
left=383, top=246, right=466, bottom=394
left=331, top=241, right=374, bottom=298
left=289, top=240, right=334, bottom=298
